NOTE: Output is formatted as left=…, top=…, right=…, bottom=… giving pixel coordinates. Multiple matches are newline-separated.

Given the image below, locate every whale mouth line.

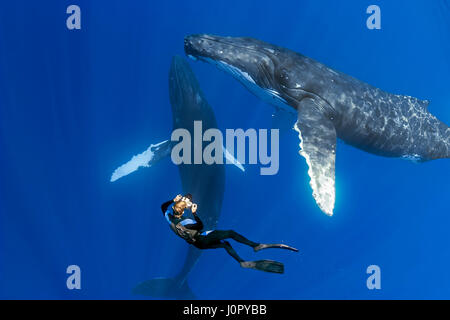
left=185, top=35, right=272, bottom=63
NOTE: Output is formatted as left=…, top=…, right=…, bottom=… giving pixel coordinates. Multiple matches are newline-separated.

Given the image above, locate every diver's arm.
left=182, top=204, right=204, bottom=231
left=161, top=200, right=174, bottom=215
left=161, top=194, right=182, bottom=215
left=183, top=216, right=203, bottom=231
left=191, top=212, right=204, bottom=231
left=186, top=204, right=204, bottom=231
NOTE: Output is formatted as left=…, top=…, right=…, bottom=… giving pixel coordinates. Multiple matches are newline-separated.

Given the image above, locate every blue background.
left=0, top=0, right=449, bottom=299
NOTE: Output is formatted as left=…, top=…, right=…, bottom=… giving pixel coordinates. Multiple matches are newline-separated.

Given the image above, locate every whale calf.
left=112, top=56, right=241, bottom=298
left=134, top=56, right=224, bottom=299
left=184, top=34, right=450, bottom=216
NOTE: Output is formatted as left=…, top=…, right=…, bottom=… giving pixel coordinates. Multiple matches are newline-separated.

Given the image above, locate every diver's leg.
left=201, top=230, right=298, bottom=253
left=201, top=241, right=244, bottom=263
left=196, top=237, right=285, bottom=274
left=221, top=241, right=244, bottom=263
left=205, top=230, right=259, bottom=248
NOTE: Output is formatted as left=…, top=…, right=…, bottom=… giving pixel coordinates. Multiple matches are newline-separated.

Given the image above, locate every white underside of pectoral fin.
left=110, top=140, right=172, bottom=182
left=294, top=99, right=337, bottom=216
left=223, top=145, right=245, bottom=172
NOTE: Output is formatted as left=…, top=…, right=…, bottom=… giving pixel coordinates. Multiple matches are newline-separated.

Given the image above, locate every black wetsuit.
left=161, top=200, right=259, bottom=263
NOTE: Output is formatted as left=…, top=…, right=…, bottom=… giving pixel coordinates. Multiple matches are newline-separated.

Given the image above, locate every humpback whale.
left=111, top=56, right=239, bottom=298
left=184, top=34, right=450, bottom=216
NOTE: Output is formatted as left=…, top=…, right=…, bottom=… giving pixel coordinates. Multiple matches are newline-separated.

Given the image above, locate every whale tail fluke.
left=132, top=277, right=196, bottom=299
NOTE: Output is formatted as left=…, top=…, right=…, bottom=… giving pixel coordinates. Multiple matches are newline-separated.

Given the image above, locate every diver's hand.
left=191, top=203, right=198, bottom=214
left=173, top=194, right=182, bottom=202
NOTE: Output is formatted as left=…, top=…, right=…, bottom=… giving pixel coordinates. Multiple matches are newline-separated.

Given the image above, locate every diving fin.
left=240, top=260, right=285, bottom=274
left=132, top=277, right=196, bottom=299
left=254, top=243, right=299, bottom=252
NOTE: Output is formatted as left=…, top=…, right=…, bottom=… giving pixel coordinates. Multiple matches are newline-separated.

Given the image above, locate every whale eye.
left=277, top=68, right=291, bottom=87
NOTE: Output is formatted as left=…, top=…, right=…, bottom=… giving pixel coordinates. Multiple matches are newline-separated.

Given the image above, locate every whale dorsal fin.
left=294, top=98, right=336, bottom=216
left=419, top=99, right=430, bottom=109
left=399, top=95, right=429, bottom=110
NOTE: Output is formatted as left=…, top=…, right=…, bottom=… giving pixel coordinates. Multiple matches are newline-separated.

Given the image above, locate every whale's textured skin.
left=185, top=34, right=450, bottom=215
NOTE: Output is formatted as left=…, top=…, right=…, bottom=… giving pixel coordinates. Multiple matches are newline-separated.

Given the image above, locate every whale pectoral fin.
left=294, top=98, right=336, bottom=216
left=223, top=145, right=245, bottom=172
left=110, top=140, right=173, bottom=182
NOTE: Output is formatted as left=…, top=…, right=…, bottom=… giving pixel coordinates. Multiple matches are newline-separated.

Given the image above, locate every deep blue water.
left=0, top=0, right=449, bottom=299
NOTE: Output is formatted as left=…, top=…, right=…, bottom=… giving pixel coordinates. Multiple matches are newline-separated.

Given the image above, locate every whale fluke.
left=132, top=277, right=196, bottom=299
